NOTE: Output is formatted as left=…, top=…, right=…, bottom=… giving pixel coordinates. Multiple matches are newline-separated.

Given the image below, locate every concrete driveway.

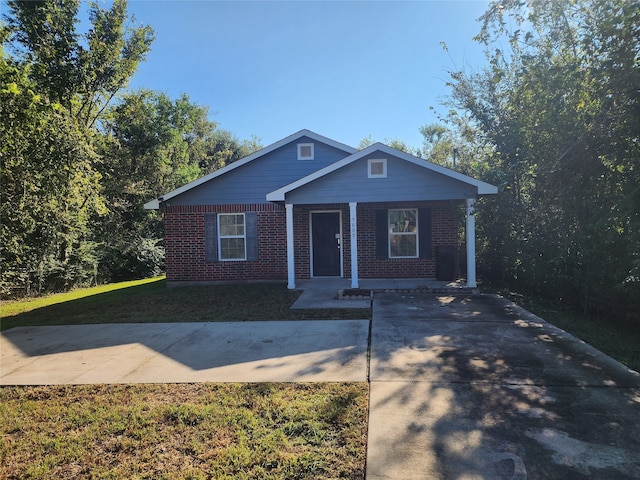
left=0, top=320, right=369, bottom=384
left=366, top=293, right=640, bottom=480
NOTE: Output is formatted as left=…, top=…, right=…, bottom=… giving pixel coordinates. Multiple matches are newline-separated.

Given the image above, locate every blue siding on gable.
left=169, top=137, right=350, bottom=206
left=285, top=154, right=476, bottom=204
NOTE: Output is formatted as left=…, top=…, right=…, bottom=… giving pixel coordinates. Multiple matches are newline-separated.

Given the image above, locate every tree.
left=445, top=0, right=640, bottom=321
left=1, top=0, right=154, bottom=296
left=5, top=0, right=154, bottom=127
left=199, top=130, right=262, bottom=174
left=1, top=57, right=105, bottom=294
left=96, top=90, right=262, bottom=281
left=358, top=135, right=422, bottom=156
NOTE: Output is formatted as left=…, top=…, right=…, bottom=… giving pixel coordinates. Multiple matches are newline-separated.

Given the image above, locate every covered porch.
left=281, top=199, right=479, bottom=290
left=266, top=142, right=496, bottom=291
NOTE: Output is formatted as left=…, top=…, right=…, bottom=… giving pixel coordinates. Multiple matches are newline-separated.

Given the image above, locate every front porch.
left=283, top=199, right=479, bottom=291
left=264, top=142, right=496, bottom=292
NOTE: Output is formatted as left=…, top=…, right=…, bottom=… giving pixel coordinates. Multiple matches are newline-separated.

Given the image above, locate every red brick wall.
left=163, top=204, right=287, bottom=282
left=162, top=200, right=462, bottom=283
left=354, top=201, right=462, bottom=279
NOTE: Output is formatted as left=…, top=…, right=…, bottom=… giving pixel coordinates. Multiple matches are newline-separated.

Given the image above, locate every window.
left=368, top=159, right=387, bottom=178
left=297, top=143, right=314, bottom=160
left=218, top=213, right=246, bottom=260
left=376, top=208, right=431, bottom=260
left=389, top=209, right=418, bottom=258
left=205, top=212, right=258, bottom=262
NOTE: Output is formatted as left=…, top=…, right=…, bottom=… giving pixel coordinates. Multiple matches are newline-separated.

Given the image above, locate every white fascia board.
left=476, top=182, right=499, bottom=195
left=376, top=145, right=499, bottom=194
left=143, top=129, right=357, bottom=209
left=299, top=129, right=358, bottom=154
left=266, top=142, right=498, bottom=201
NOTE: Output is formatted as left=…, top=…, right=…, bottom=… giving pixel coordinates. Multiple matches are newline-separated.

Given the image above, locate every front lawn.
left=0, top=277, right=371, bottom=331
left=0, top=279, right=371, bottom=478
left=0, top=383, right=368, bottom=479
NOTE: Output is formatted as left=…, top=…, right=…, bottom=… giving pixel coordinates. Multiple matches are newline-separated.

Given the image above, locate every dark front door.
left=312, top=212, right=341, bottom=276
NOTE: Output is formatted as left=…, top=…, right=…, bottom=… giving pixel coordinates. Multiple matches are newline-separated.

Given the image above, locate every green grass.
left=0, top=383, right=368, bottom=479
left=1, top=278, right=371, bottom=331
left=5, top=277, right=636, bottom=478
left=0, top=280, right=371, bottom=478
left=0, top=277, right=165, bottom=317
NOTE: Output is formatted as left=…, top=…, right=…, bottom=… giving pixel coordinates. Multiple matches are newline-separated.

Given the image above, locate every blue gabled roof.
left=266, top=142, right=498, bottom=202
left=144, top=129, right=356, bottom=209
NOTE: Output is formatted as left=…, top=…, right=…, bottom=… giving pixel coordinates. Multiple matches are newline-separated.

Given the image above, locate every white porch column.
left=466, top=197, right=477, bottom=288
left=349, top=202, right=359, bottom=288
left=285, top=203, right=295, bottom=289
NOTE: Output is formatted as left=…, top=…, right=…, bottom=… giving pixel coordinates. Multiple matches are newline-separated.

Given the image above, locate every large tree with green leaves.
left=5, top=0, right=153, bottom=126
left=445, top=0, right=639, bottom=321
left=96, top=89, right=262, bottom=281
left=1, top=0, right=153, bottom=296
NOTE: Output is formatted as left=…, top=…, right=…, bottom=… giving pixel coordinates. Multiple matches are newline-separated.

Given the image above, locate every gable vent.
left=297, top=143, right=314, bottom=160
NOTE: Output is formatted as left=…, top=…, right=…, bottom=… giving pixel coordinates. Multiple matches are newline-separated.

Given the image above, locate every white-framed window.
left=368, top=158, right=387, bottom=178
left=389, top=209, right=418, bottom=258
left=297, top=143, right=314, bottom=160
left=218, top=213, right=246, bottom=260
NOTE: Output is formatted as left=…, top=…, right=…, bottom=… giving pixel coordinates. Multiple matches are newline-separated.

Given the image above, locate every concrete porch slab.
left=291, top=278, right=470, bottom=309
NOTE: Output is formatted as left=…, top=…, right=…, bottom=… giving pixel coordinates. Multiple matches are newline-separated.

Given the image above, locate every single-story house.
left=144, top=129, right=497, bottom=289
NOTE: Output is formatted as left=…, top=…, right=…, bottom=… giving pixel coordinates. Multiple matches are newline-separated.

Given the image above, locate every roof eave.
left=144, top=199, right=160, bottom=210
left=477, top=184, right=498, bottom=195
left=266, top=191, right=285, bottom=202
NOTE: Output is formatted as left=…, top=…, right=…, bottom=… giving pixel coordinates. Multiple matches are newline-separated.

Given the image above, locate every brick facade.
left=163, top=200, right=463, bottom=283
left=164, top=204, right=287, bottom=282
left=355, top=201, right=462, bottom=279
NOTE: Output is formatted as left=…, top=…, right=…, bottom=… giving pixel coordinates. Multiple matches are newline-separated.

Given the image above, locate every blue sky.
left=124, top=1, right=491, bottom=150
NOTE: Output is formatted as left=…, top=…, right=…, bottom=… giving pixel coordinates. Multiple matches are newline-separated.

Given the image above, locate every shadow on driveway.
left=367, top=293, right=640, bottom=480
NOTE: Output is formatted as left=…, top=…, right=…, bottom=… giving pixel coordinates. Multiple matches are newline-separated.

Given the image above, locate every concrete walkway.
left=366, top=292, right=640, bottom=479
left=0, top=320, right=369, bottom=384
